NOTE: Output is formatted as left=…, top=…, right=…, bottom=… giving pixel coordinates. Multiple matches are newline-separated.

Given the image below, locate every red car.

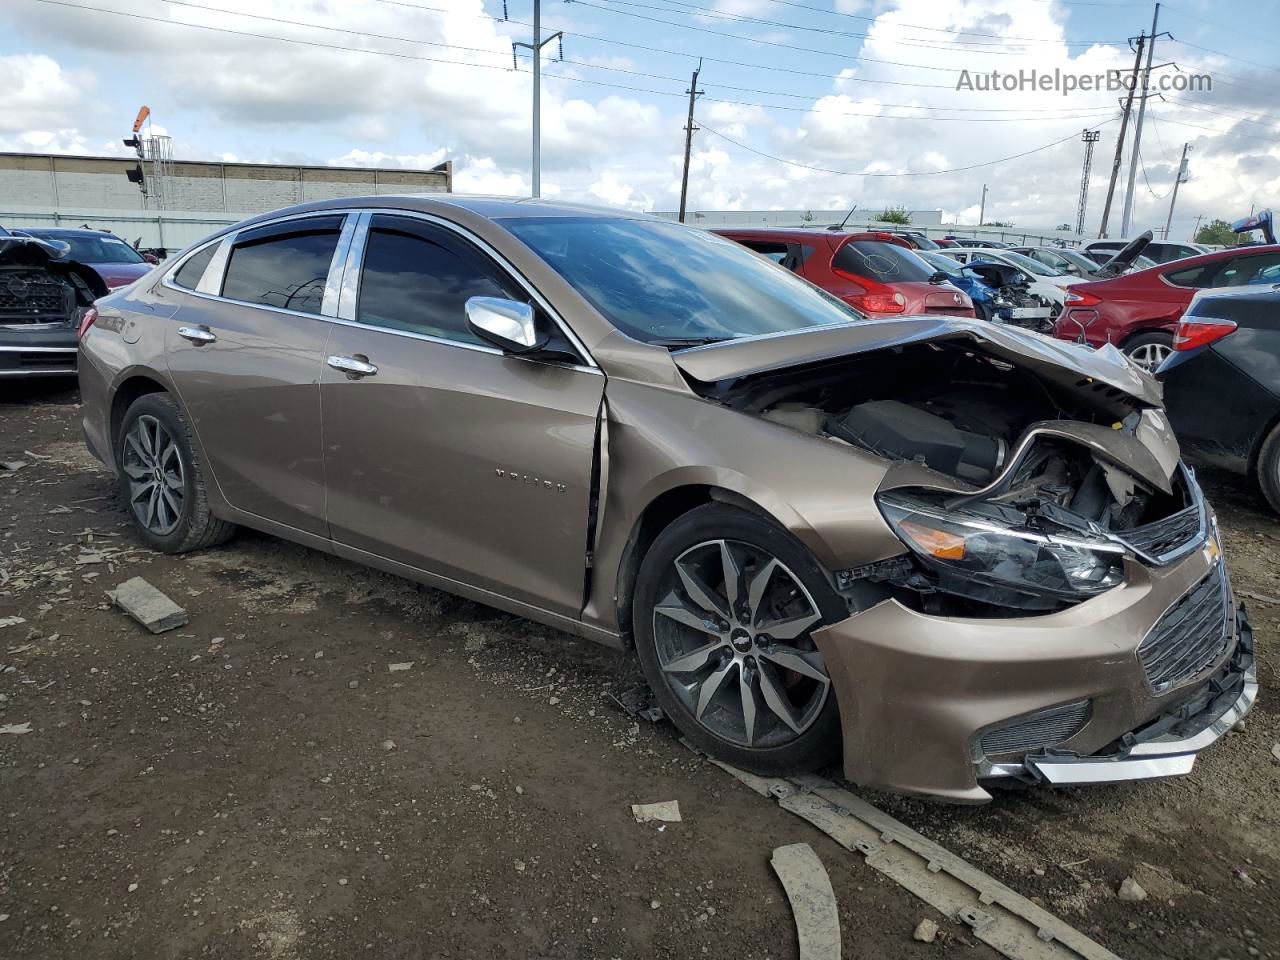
left=1054, top=244, right=1280, bottom=371
left=714, top=228, right=974, bottom=318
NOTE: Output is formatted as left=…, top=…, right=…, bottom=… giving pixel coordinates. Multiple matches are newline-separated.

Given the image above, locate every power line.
left=1138, top=148, right=1171, bottom=199
left=698, top=120, right=1112, bottom=177
left=1149, top=111, right=1280, bottom=143
left=567, top=0, right=969, bottom=73
left=376, top=0, right=960, bottom=91
left=1170, top=38, right=1280, bottom=77
left=609, top=0, right=1124, bottom=52
left=748, top=0, right=1124, bottom=43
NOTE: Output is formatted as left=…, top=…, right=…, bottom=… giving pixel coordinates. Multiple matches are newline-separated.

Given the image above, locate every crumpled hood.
left=0, top=236, right=110, bottom=300
left=671, top=316, right=1162, bottom=407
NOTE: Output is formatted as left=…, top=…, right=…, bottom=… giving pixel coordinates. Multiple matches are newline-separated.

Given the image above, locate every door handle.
left=177, top=325, right=216, bottom=344
left=327, top=355, right=379, bottom=378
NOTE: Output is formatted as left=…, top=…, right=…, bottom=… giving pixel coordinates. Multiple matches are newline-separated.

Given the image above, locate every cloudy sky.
left=1, top=0, right=1277, bottom=234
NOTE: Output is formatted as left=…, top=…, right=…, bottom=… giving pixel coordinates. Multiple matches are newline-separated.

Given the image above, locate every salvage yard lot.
left=1, top=380, right=1277, bottom=960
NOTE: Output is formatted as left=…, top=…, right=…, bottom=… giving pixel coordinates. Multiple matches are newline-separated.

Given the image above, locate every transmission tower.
left=1076, top=129, right=1101, bottom=235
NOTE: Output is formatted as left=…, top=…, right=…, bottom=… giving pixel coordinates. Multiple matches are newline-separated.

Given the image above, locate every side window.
left=172, top=244, right=218, bottom=290
left=1216, top=253, right=1280, bottom=287
left=356, top=214, right=518, bottom=346
left=1164, top=263, right=1214, bottom=288
left=221, top=216, right=343, bottom=315
left=741, top=241, right=790, bottom=266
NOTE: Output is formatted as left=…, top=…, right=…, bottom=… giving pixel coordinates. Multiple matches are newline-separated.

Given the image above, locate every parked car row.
left=64, top=196, right=1254, bottom=806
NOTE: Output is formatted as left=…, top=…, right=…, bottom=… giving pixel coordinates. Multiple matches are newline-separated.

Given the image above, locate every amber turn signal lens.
left=899, top=519, right=967, bottom=559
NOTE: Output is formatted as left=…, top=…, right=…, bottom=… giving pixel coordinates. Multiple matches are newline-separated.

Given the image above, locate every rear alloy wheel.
left=633, top=504, right=844, bottom=774
left=122, top=414, right=185, bottom=537
left=116, top=392, right=236, bottom=554
left=1123, top=332, right=1174, bottom=373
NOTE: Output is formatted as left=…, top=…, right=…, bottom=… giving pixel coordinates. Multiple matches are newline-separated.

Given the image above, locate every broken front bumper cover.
left=992, top=609, right=1256, bottom=787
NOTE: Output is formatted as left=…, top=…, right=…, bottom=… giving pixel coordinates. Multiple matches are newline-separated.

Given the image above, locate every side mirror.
left=927, top=270, right=949, bottom=284
left=143, top=253, right=160, bottom=264
left=465, top=296, right=547, bottom=354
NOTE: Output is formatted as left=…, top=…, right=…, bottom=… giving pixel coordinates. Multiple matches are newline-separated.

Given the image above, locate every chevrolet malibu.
left=77, top=197, right=1255, bottom=803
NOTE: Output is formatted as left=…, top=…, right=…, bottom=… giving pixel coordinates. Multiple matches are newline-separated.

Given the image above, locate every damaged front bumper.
left=812, top=536, right=1253, bottom=803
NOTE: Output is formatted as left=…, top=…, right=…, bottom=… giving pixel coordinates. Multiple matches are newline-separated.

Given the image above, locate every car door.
left=319, top=212, right=604, bottom=618
left=164, top=213, right=350, bottom=537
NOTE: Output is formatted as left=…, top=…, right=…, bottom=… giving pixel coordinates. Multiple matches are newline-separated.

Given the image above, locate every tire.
left=116, top=392, right=236, bottom=554
left=974, top=300, right=993, bottom=324
left=1255, top=423, right=1280, bottom=515
left=1122, top=331, right=1174, bottom=374
left=632, top=503, right=848, bottom=776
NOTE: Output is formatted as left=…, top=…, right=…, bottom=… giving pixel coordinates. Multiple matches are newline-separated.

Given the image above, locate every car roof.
left=713, top=226, right=833, bottom=240
left=14, top=227, right=114, bottom=237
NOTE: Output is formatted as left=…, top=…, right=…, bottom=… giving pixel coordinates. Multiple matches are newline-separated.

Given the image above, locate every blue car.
left=918, top=251, right=1005, bottom=322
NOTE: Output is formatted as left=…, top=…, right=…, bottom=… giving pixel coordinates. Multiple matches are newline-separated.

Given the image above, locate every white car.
left=943, top=248, right=1082, bottom=306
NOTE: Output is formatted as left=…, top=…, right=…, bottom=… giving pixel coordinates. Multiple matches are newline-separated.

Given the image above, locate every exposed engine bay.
left=0, top=236, right=107, bottom=327
left=963, top=260, right=1057, bottom=334
left=693, top=337, right=1200, bottom=616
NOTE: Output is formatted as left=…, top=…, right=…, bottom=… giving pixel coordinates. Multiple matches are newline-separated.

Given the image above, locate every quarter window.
left=355, top=215, right=517, bottom=345
left=221, top=216, right=343, bottom=315
left=172, top=244, right=218, bottom=290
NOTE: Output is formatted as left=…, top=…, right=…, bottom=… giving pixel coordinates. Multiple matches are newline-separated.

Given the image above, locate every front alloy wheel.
left=653, top=539, right=831, bottom=749
left=122, top=414, right=186, bottom=536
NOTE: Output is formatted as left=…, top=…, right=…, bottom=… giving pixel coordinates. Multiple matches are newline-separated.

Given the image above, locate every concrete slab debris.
left=388, top=662, right=414, bottom=672
left=914, top=918, right=939, bottom=943
left=0, top=616, right=26, bottom=629
left=0, top=722, right=33, bottom=735
left=706, top=756, right=1121, bottom=960
left=107, top=577, right=189, bottom=634
left=770, top=842, right=841, bottom=960
left=631, top=800, right=682, bottom=823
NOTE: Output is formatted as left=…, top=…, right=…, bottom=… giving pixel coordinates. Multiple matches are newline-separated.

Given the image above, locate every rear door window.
left=172, top=244, right=218, bottom=290
left=355, top=214, right=519, bottom=346
left=221, top=215, right=344, bottom=315
left=833, top=240, right=934, bottom=282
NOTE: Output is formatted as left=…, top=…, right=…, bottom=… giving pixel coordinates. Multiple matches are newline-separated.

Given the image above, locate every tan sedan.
left=76, top=196, right=1255, bottom=802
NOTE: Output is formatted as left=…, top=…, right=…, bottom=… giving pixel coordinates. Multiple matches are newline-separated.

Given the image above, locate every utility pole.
left=512, top=0, right=562, bottom=198
left=1098, top=32, right=1145, bottom=238
left=1192, top=214, right=1204, bottom=242
left=678, top=60, right=703, bottom=224
left=1120, top=2, right=1161, bottom=237
left=1163, top=143, right=1190, bottom=239
left=1076, top=129, right=1101, bottom=234
left=978, top=183, right=988, bottom=226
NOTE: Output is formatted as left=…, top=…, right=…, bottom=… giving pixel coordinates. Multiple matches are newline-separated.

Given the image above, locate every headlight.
left=879, top=495, right=1124, bottom=605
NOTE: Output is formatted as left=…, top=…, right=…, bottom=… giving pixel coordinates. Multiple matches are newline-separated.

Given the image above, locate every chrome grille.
left=1120, top=505, right=1203, bottom=561
left=1138, top=564, right=1232, bottom=693
left=980, top=700, right=1091, bottom=757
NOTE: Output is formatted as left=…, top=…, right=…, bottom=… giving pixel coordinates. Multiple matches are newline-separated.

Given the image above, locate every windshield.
left=919, top=251, right=964, bottom=277
left=25, top=232, right=144, bottom=264
left=907, top=234, right=940, bottom=250
left=504, top=217, right=862, bottom=345
left=1053, top=249, right=1099, bottom=274
left=997, top=250, right=1061, bottom=277
left=833, top=240, right=935, bottom=282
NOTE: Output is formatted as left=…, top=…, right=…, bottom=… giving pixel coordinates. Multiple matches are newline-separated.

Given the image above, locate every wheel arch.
left=612, top=481, right=797, bottom=648
left=110, top=371, right=173, bottom=450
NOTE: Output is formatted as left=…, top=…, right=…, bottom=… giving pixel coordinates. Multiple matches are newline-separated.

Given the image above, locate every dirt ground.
left=0, top=379, right=1276, bottom=960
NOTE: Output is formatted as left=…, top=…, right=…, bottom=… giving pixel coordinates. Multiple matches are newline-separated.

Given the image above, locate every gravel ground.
left=0, top=380, right=1276, bottom=960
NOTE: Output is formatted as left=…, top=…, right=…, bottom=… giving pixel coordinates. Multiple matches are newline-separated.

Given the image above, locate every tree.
left=1195, top=219, right=1236, bottom=246
left=875, top=205, right=911, bottom=225
left=982, top=220, right=1013, bottom=227
left=800, top=210, right=815, bottom=223
left=1056, top=222, right=1073, bottom=232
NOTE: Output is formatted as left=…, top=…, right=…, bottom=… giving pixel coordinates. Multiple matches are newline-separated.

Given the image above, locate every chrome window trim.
left=194, top=237, right=232, bottom=296
left=0, top=345, right=78, bottom=353
left=159, top=236, right=222, bottom=294
left=322, top=215, right=358, bottom=317
left=336, top=207, right=599, bottom=370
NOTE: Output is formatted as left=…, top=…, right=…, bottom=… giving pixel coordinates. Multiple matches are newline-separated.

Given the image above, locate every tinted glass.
left=998, top=251, right=1059, bottom=276
left=173, top=244, right=218, bottom=290
left=739, top=241, right=789, bottom=264
left=919, top=251, right=964, bottom=276
left=833, top=240, right=934, bottom=282
left=357, top=215, right=515, bottom=345
left=1055, top=249, right=1100, bottom=274
left=222, top=219, right=341, bottom=314
left=25, top=232, right=145, bottom=264
left=1212, top=253, right=1280, bottom=287
left=505, top=217, right=861, bottom=345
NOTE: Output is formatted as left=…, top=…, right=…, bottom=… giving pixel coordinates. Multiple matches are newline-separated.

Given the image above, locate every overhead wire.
left=698, top=119, right=1115, bottom=177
